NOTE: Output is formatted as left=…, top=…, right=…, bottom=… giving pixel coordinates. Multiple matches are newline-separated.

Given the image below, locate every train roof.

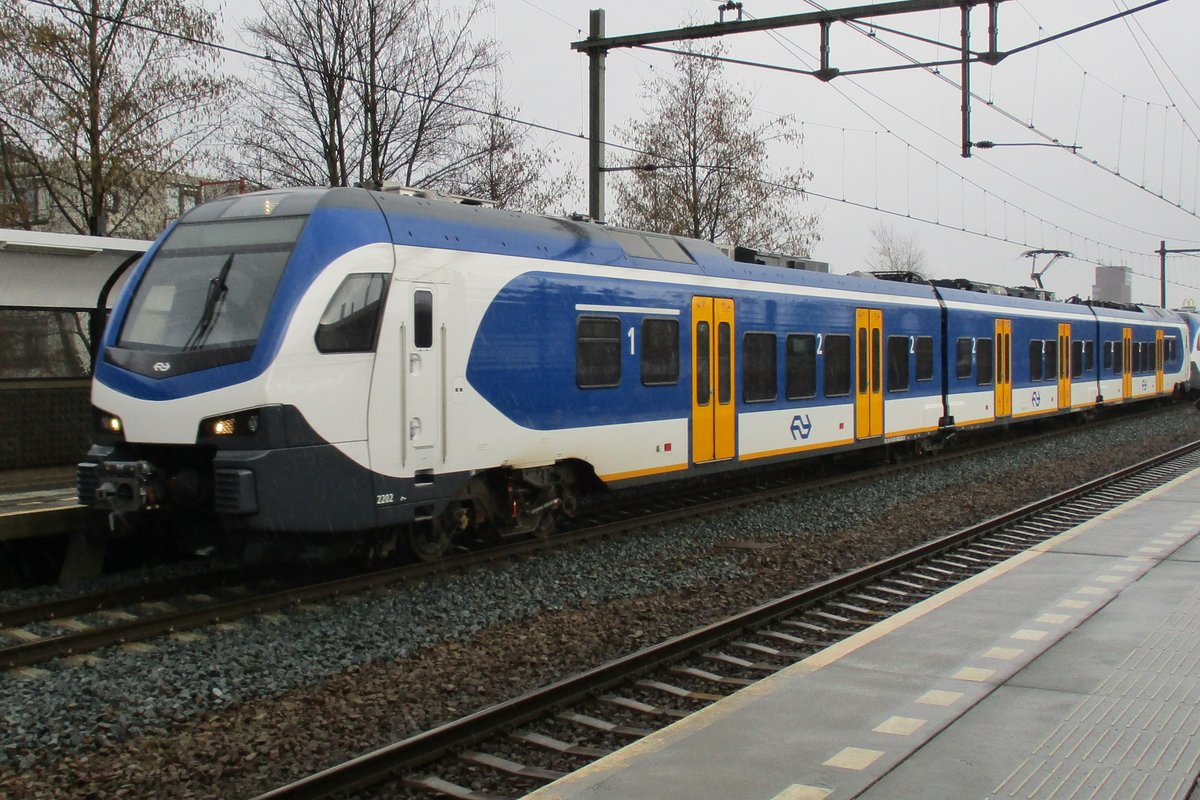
left=0, top=228, right=150, bottom=309
left=177, top=188, right=1189, bottom=327
left=224, top=187, right=934, bottom=303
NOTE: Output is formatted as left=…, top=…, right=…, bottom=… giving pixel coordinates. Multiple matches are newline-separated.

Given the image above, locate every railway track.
left=247, top=440, right=1200, bottom=800
left=0, top=407, right=1187, bottom=674
left=0, top=412, right=1141, bottom=673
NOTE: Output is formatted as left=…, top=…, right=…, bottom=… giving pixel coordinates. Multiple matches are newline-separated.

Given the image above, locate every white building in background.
left=1092, top=265, right=1132, bottom=305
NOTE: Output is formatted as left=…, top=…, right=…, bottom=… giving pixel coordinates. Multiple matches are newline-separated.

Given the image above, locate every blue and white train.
left=77, top=187, right=1191, bottom=559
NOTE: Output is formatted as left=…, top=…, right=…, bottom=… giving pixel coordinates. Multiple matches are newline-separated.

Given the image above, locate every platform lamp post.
left=1158, top=242, right=1200, bottom=309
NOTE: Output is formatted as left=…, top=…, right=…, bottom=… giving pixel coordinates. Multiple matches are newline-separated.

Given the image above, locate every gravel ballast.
left=2, top=405, right=1199, bottom=799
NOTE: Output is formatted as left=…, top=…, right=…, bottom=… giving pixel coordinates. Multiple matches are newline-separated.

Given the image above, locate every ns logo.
left=152, top=362, right=171, bottom=373
left=790, top=414, right=813, bottom=440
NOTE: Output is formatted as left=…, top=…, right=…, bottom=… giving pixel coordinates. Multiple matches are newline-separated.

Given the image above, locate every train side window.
left=975, top=338, right=993, bottom=386
left=743, top=333, right=777, bottom=402
left=1165, top=337, right=1175, bottom=363
left=1103, top=341, right=1112, bottom=371
left=696, top=321, right=711, bottom=406
left=1149, top=342, right=1157, bottom=371
left=1071, top=341, right=1084, bottom=378
left=1083, top=341, right=1095, bottom=372
left=824, top=334, right=851, bottom=397
left=1044, top=339, right=1058, bottom=378
left=1134, top=342, right=1145, bottom=373
left=955, top=337, right=972, bottom=379
left=915, top=336, right=933, bottom=381
left=1029, top=340, right=1044, bottom=381
left=886, top=336, right=909, bottom=392
left=413, top=290, right=434, bottom=349
left=315, top=273, right=389, bottom=354
left=641, top=318, right=679, bottom=386
left=786, top=334, right=816, bottom=399
left=577, top=316, right=621, bottom=388
left=1112, top=340, right=1123, bottom=373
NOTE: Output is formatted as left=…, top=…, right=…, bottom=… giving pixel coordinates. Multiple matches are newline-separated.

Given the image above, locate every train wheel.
left=407, top=518, right=450, bottom=562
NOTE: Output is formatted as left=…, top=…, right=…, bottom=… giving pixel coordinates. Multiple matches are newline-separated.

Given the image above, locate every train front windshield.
left=118, top=216, right=306, bottom=354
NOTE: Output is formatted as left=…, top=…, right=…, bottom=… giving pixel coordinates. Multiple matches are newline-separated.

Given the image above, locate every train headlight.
left=93, top=408, right=125, bottom=441
left=199, top=409, right=263, bottom=442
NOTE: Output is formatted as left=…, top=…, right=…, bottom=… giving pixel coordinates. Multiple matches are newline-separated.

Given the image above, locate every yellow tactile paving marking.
left=873, top=716, right=927, bottom=736
left=1058, top=599, right=1090, bottom=610
left=1036, top=613, right=1070, bottom=625
left=1012, top=629, right=1049, bottom=641
left=917, top=689, right=964, bottom=706
left=1078, top=586, right=1107, bottom=596
left=824, top=747, right=884, bottom=770
left=769, top=785, right=832, bottom=800
left=953, top=667, right=997, bottom=682
left=985, top=647, right=1025, bottom=661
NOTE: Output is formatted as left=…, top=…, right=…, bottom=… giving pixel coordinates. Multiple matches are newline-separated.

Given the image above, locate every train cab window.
left=1029, top=341, right=1044, bottom=381
left=414, top=290, right=433, bottom=349
left=824, top=334, right=851, bottom=397
left=743, top=333, right=777, bottom=402
left=915, top=336, right=933, bottom=381
left=641, top=318, right=680, bottom=386
left=1071, top=341, right=1084, bottom=378
left=1045, top=339, right=1058, bottom=379
left=786, top=334, right=817, bottom=399
left=577, top=316, right=621, bottom=388
left=1103, top=342, right=1113, bottom=371
left=315, top=273, right=389, bottom=353
left=886, top=336, right=909, bottom=392
left=955, top=338, right=972, bottom=379
left=975, top=338, right=993, bottom=386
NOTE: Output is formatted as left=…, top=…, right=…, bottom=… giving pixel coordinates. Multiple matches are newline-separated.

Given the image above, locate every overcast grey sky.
left=212, top=0, right=1200, bottom=306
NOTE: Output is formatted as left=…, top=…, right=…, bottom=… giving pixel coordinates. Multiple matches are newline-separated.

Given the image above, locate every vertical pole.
left=961, top=4, right=971, bottom=158
left=587, top=9, right=607, bottom=222
left=988, top=1, right=999, bottom=59
left=1160, top=240, right=1167, bottom=308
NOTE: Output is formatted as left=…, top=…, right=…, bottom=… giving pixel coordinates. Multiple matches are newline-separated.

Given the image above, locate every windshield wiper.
left=183, top=253, right=234, bottom=351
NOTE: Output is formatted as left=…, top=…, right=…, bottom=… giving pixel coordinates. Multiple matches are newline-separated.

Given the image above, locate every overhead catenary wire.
left=16, top=0, right=1195, bottom=295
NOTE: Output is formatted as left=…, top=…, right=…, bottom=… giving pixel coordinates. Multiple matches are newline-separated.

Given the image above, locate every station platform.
left=0, top=465, right=82, bottom=542
left=528, top=466, right=1200, bottom=800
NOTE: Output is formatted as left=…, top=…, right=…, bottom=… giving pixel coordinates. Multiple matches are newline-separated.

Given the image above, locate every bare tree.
left=866, top=221, right=928, bottom=277
left=0, top=0, right=228, bottom=236
left=443, top=88, right=577, bottom=212
left=234, top=0, right=495, bottom=190
left=612, top=40, right=820, bottom=255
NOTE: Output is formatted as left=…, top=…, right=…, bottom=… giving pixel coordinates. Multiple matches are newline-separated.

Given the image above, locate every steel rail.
left=0, top=410, right=1187, bottom=671
left=251, top=439, right=1200, bottom=800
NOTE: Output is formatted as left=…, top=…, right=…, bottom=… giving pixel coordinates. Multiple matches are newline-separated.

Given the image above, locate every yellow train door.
left=994, top=319, right=1012, bottom=417
left=691, top=297, right=736, bottom=464
left=855, top=308, right=883, bottom=439
left=1122, top=327, right=1133, bottom=400
left=1156, top=330, right=1164, bottom=395
left=1057, top=323, right=1071, bottom=410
